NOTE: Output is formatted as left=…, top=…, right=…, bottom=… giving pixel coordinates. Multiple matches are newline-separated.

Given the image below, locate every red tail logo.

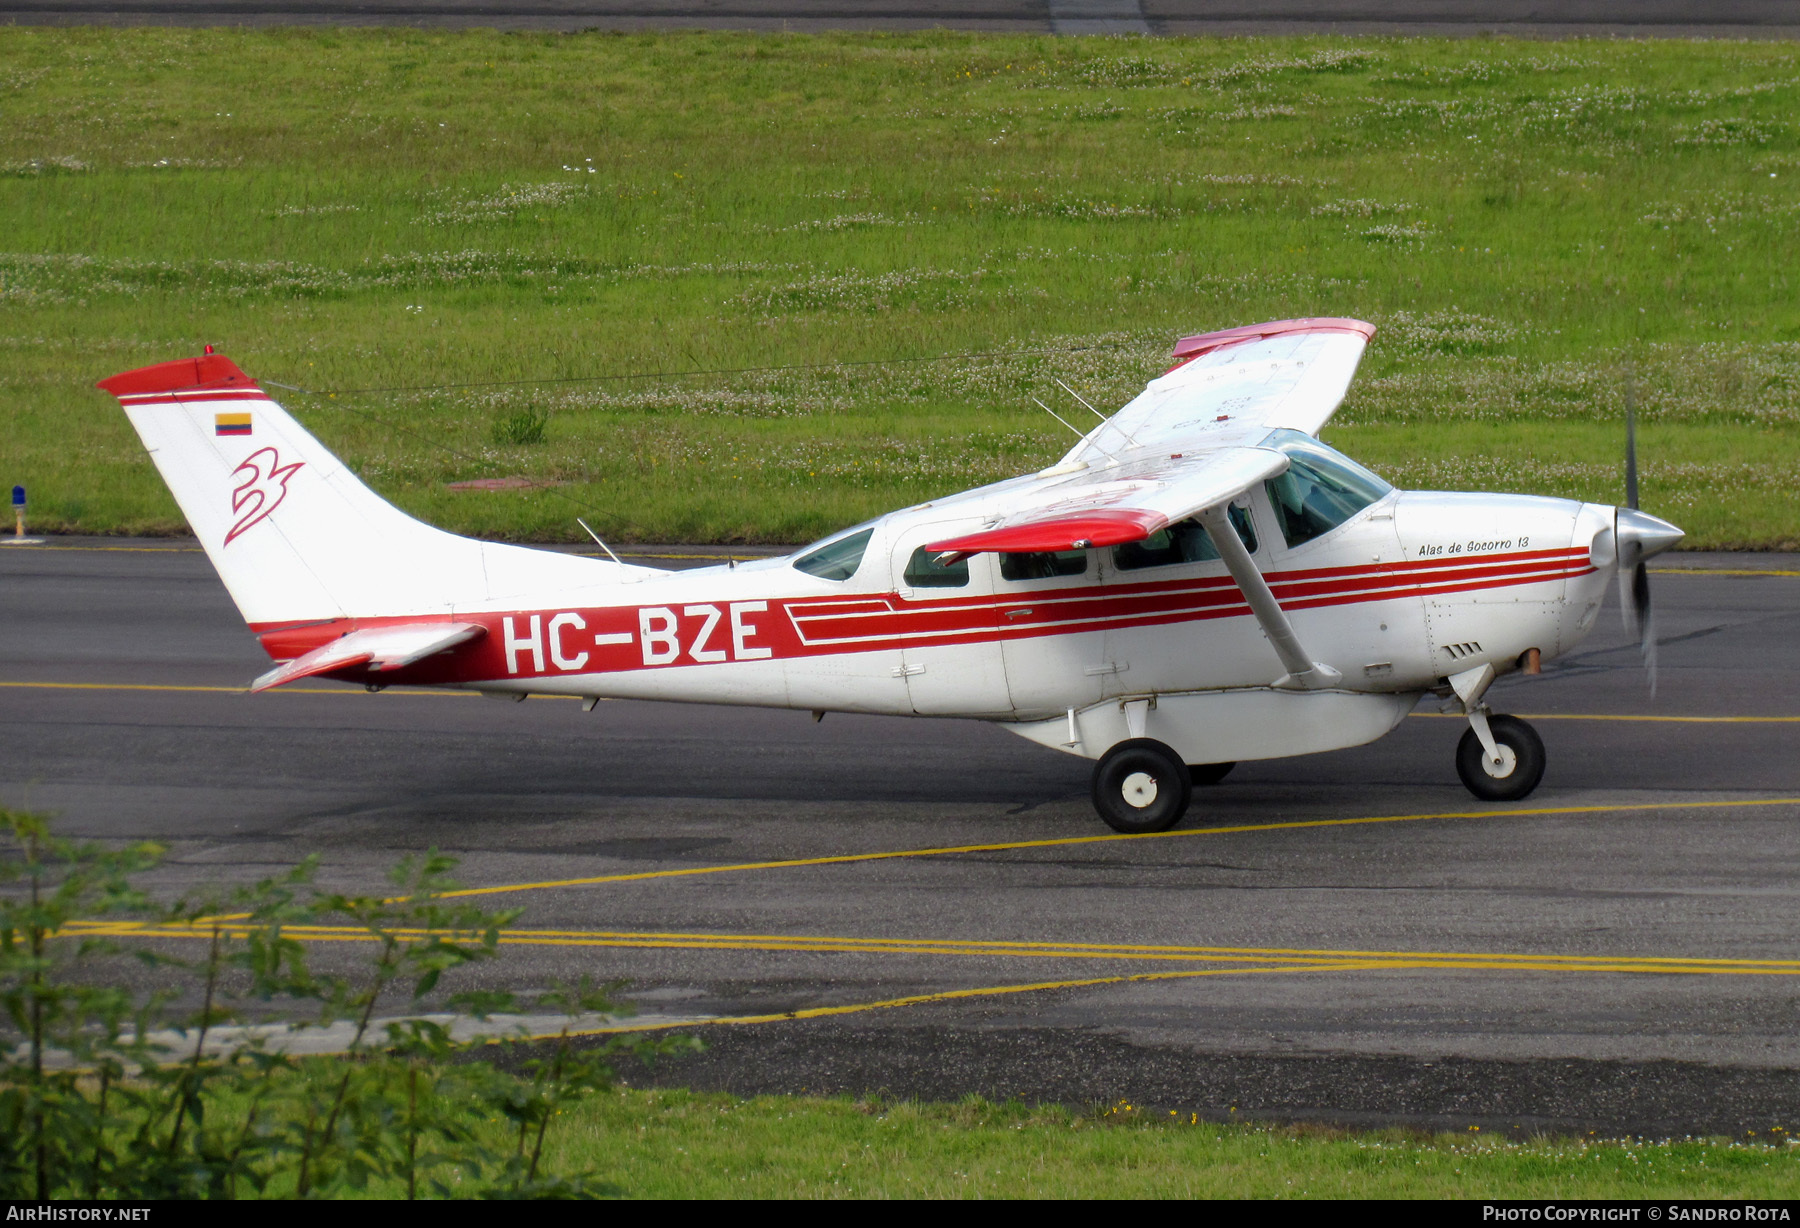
left=226, top=447, right=303, bottom=546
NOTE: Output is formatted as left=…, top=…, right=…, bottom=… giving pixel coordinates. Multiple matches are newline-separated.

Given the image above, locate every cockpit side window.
left=1261, top=430, right=1393, bottom=549
left=999, top=550, right=1088, bottom=582
left=1112, top=507, right=1256, bottom=572
left=793, top=525, right=875, bottom=581
left=904, top=547, right=969, bottom=588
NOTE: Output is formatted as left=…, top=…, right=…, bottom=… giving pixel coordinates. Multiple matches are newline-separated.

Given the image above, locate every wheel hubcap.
left=1483, top=745, right=1519, bottom=779
left=1121, top=771, right=1159, bottom=808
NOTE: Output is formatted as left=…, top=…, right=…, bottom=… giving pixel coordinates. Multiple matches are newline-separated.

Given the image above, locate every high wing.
left=925, top=445, right=1288, bottom=556
left=927, top=318, right=1374, bottom=557
left=1066, top=317, right=1376, bottom=463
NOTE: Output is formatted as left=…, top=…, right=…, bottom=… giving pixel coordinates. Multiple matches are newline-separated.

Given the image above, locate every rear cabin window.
left=793, top=525, right=875, bottom=582
left=904, top=547, right=970, bottom=588
left=1262, top=430, right=1393, bottom=549
left=1113, top=507, right=1256, bottom=572
left=999, top=550, right=1088, bottom=582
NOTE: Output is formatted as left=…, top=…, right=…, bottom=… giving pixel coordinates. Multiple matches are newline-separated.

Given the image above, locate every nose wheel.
left=1455, top=713, right=1546, bottom=801
left=1092, top=739, right=1192, bottom=833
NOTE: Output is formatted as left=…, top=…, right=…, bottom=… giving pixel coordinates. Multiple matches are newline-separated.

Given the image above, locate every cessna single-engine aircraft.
left=99, top=318, right=1684, bottom=833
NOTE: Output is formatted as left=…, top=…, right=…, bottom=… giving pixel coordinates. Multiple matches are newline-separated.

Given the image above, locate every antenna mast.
left=577, top=517, right=625, bottom=565
left=1031, top=395, right=1088, bottom=440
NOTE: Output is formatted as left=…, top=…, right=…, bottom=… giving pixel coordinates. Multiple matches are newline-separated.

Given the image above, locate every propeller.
left=1614, top=379, right=1684, bottom=695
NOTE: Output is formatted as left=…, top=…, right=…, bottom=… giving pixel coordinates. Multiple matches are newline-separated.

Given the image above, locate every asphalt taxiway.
left=3, top=0, right=1798, bottom=38
left=3, top=537, right=1799, bottom=1135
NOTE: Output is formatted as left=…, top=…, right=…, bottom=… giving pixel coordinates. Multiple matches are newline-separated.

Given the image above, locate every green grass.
left=3, top=28, right=1799, bottom=547
left=84, top=1080, right=1800, bottom=1198
left=542, top=1088, right=1800, bottom=1198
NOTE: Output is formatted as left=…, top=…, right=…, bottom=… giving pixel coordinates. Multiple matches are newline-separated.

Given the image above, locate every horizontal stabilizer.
left=250, top=622, right=486, bottom=693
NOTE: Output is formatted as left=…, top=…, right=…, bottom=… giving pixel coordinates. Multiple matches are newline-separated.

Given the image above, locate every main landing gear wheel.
left=1455, top=714, right=1546, bottom=802
left=1092, top=739, right=1193, bottom=834
left=1188, top=761, right=1236, bottom=787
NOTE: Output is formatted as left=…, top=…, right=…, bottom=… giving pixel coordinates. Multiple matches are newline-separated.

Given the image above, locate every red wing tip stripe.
left=1171, top=317, right=1375, bottom=360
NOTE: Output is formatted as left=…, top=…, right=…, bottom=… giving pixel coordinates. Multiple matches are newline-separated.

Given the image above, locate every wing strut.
left=1195, top=504, right=1342, bottom=691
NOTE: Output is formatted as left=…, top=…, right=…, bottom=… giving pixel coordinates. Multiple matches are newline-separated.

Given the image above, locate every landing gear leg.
left=1092, top=739, right=1192, bottom=834
left=1455, top=710, right=1546, bottom=801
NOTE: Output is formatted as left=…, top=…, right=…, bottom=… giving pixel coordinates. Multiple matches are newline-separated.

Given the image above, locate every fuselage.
left=256, top=457, right=1618, bottom=755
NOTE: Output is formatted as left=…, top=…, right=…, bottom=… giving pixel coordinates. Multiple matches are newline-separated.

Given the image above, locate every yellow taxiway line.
left=433, top=796, right=1800, bottom=901
left=7, top=680, right=1795, bottom=725
left=64, top=920, right=1800, bottom=978
left=0, top=680, right=478, bottom=697
left=552, top=964, right=1381, bottom=1036
left=0, top=680, right=580, bottom=699
left=0, top=543, right=205, bottom=553
left=61, top=914, right=1800, bottom=1042
left=1650, top=567, right=1800, bottom=577
left=1412, top=712, right=1800, bottom=724
left=540, top=935, right=1800, bottom=1036
left=164, top=794, right=1800, bottom=926
left=0, top=542, right=745, bottom=562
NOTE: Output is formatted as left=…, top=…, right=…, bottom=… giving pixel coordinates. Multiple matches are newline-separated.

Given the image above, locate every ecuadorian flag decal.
left=214, top=412, right=252, bottom=437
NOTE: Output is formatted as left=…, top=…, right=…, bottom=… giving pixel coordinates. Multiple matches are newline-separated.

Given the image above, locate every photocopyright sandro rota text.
left=1482, top=1207, right=1795, bottom=1223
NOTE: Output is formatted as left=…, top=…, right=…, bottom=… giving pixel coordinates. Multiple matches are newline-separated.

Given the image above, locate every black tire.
left=1455, top=715, right=1546, bottom=801
left=1188, top=761, right=1236, bottom=787
left=1092, top=739, right=1193, bottom=834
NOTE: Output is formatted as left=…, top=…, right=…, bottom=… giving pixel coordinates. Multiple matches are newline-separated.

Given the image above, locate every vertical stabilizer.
left=98, top=355, right=652, bottom=628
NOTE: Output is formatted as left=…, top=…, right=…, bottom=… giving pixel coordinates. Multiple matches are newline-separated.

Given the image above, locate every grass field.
left=3, top=28, right=1798, bottom=547
left=545, top=1088, right=1800, bottom=1198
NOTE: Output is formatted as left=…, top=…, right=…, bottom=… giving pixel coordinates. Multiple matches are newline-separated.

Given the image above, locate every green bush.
left=0, top=809, right=694, bottom=1199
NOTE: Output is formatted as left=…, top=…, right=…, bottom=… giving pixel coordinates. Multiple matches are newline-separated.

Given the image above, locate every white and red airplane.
left=98, top=317, right=1683, bottom=833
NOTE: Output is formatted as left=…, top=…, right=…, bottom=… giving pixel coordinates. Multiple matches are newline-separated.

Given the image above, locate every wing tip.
left=925, top=510, right=1167, bottom=556
left=1171, top=317, right=1376, bottom=363
left=97, top=353, right=259, bottom=398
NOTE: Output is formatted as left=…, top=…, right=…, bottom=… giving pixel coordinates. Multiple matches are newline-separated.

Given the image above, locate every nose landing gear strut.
left=1447, top=663, right=1546, bottom=802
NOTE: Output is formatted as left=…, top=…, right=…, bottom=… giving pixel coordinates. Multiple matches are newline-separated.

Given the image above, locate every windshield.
left=1261, top=429, right=1392, bottom=549
left=793, top=522, right=877, bottom=581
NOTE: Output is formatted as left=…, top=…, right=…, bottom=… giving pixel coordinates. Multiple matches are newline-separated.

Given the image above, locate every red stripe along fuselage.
left=248, top=545, right=1593, bottom=688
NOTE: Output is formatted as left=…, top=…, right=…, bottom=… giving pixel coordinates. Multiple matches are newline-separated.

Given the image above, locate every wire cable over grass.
left=261, top=341, right=1129, bottom=539
left=264, top=377, right=653, bottom=537
left=263, top=340, right=1128, bottom=398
